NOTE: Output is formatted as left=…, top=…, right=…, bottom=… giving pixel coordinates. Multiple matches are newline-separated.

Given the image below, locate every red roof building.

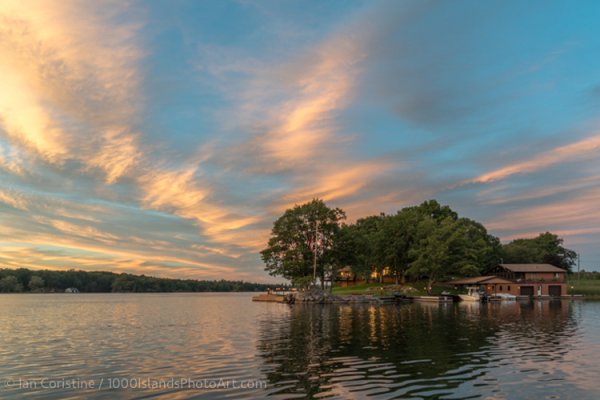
left=450, top=264, right=568, bottom=297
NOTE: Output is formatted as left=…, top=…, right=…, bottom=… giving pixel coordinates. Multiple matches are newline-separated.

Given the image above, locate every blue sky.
left=1, top=0, right=599, bottom=281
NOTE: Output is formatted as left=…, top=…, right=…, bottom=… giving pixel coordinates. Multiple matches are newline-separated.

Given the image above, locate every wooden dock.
left=252, top=294, right=286, bottom=303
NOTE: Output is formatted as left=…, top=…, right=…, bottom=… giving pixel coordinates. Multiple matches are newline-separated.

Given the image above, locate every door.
left=520, top=286, right=534, bottom=296
left=549, top=285, right=562, bottom=297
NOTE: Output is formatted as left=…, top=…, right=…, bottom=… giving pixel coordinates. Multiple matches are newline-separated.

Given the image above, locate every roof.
left=479, top=277, right=515, bottom=284
left=497, top=264, right=566, bottom=273
left=448, top=276, right=513, bottom=285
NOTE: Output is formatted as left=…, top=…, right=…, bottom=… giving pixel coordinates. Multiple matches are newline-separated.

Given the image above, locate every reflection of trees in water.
left=256, top=301, right=577, bottom=399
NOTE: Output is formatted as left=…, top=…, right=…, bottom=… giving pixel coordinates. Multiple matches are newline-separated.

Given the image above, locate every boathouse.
left=450, top=264, right=568, bottom=298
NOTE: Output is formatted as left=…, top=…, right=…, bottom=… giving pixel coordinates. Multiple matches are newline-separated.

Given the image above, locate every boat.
left=489, top=293, right=517, bottom=301
left=413, top=295, right=454, bottom=303
left=459, top=286, right=483, bottom=302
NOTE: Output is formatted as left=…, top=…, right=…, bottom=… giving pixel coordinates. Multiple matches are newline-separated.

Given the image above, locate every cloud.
left=279, top=160, right=395, bottom=207
left=485, top=187, right=600, bottom=238
left=256, top=36, right=363, bottom=167
left=463, top=135, right=600, bottom=185
left=0, top=189, right=28, bottom=210
left=0, top=0, right=143, bottom=182
left=138, top=165, right=265, bottom=250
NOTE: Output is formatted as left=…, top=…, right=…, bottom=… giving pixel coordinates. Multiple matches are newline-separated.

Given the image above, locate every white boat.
left=490, top=293, right=517, bottom=301
left=459, top=286, right=482, bottom=302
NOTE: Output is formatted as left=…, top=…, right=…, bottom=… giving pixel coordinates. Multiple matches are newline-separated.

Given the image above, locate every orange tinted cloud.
left=466, top=135, right=600, bottom=185
left=241, top=30, right=364, bottom=168
left=0, top=0, right=142, bottom=181
left=139, top=166, right=262, bottom=248
left=486, top=187, right=600, bottom=239
left=280, top=161, right=393, bottom=207
left=0, top=189, right=28, bottom=210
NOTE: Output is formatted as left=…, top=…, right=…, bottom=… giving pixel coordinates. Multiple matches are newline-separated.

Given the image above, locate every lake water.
left=1, top=294, right=600, bottom=399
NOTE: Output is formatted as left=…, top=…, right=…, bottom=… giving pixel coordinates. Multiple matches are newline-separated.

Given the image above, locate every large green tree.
left=260, top=199, right=346, bottom=288
left=501, top=232, right=576, bottom=272
left=405, top=201, right=501, bottom=292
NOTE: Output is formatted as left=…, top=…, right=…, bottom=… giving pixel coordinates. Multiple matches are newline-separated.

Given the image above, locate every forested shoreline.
left=0, top=268, right=281, bottom=293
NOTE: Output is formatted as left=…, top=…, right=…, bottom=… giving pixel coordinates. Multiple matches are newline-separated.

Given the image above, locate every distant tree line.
left=0, top=268, right=282, bottom=293
left=261, top=199, right=577, bottom=292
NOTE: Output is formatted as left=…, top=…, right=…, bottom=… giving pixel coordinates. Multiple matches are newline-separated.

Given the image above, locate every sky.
left=1, top=0, right=599, bottom=282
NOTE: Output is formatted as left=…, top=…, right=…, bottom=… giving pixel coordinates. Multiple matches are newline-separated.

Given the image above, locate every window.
left=508, top=285, right=511, bottom=291
left=499, top=285, right=503, bottom=291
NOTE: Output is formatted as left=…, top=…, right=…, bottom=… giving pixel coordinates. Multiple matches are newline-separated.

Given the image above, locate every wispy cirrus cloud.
left=0, top=0, right=142, bottom=181
left=464, top=134, right=600, bottom=185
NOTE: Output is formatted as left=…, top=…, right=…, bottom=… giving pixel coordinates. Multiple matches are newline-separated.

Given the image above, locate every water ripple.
left=2, top=295, right=600, bottom=399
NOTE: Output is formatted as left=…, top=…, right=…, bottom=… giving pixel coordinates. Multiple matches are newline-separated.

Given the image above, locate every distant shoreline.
left=0, top=267, right=284, bottom=294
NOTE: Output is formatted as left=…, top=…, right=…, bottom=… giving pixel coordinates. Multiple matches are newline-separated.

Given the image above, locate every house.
left=336, top=266, right=396, bottom=287
left=450, top=264, right=568, bottom=297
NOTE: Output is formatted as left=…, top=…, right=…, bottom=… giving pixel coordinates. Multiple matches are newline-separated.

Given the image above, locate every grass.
left=332, top=283, right=384, bottom=295
left=567, top=278, right=600, bottom=297
left=332, top=281, right=460, bottom=297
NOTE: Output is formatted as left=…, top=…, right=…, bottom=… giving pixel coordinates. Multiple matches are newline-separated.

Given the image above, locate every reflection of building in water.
left=450, top=263, right=568, bottom=298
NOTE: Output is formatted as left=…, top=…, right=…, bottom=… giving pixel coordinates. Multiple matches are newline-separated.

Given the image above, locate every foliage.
left=566, top=278, right=600, bottom=296
left=260, top=199, right=346, bottom=287
left=28, top=275, right=45, bottom=292
left=335, top=215, right=385, bottom=283
left=501, top=232, right=576, bottom=272
left=0, top=275, right=23, bottom=293
left=0, top=268, right=280, bottom=293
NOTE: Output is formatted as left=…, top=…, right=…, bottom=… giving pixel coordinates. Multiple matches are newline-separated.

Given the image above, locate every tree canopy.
left=260, top=199, right=346, bottom=287
left=501, top=232, right=576, bottom=272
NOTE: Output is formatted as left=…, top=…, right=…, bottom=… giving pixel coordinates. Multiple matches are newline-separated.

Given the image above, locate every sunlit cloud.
left=0, top=0, right=142, bottom=181
left=280, top=161, right=394, bottom=207
left=259, top=38, right=363, bottom=165
left=139, top=166, right=262, bottom=247
left=0, top=189, right=28, bottom=210
left=464, top=135, right=600, bottom=185
left=486, top=187, right=600, bottom=241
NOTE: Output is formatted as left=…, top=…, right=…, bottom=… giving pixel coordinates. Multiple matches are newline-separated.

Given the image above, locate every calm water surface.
left=1, top=293, right=600, bottom=399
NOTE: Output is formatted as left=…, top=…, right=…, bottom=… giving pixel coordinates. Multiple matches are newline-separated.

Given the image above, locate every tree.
left=408, top=216, right=460, bottom=293
left=406, top=202, right=501, bottom=293
left=501, top=232, right=576, bottom=272
left=28, top=275, right=45, bottom=292
left=0, top=275, right=23, bottom=293
left=380, top=207, right=424, bottom=284
left=261, top=199, right=346, bottom=288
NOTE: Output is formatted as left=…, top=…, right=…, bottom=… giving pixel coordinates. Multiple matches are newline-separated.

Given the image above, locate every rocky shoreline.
left=292, top=289, right=392, bottom=304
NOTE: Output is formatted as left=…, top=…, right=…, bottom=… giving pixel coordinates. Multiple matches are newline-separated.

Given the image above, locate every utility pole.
left=312, top=219, right=319, bottom=286
left=578, top=252, right=581, bottom=280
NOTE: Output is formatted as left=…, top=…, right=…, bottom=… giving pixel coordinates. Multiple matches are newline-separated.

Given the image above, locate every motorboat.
left=489, top=293, right=517, bottom=301
left=459, top=286, right=483, bottom=302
